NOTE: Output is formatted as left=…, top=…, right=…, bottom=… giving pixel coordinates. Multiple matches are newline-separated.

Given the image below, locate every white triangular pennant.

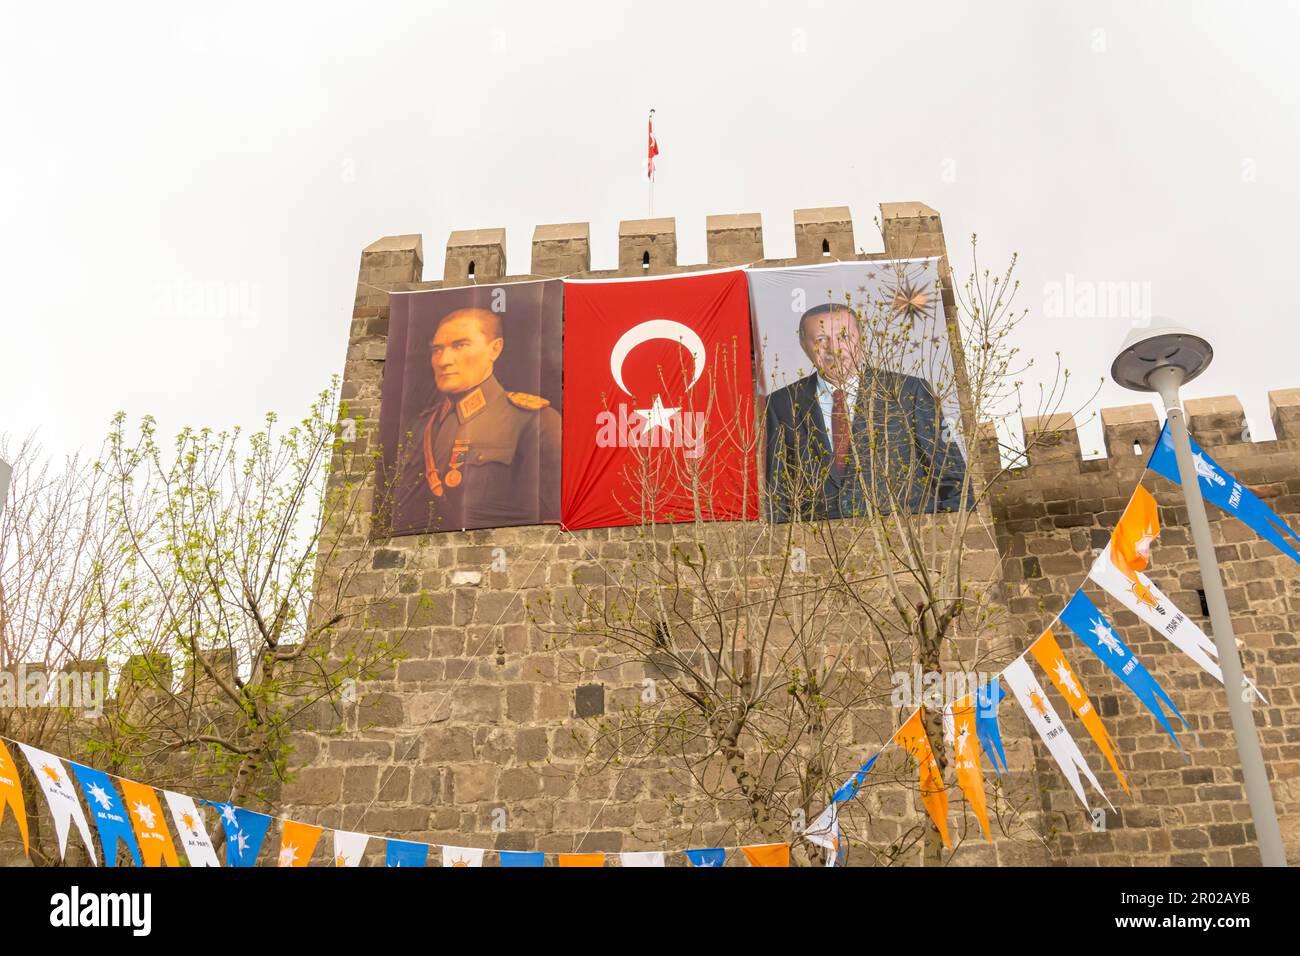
left=17, top=744, right=97, bottom=864
left=803, top=803, right=837, bottom=851
left=441, top=845, right=485, bottom=867
left=619, top=851, right=666, bottom=867
left=1089, top=549, right=1222, bottom=681
left=161, top=790, right=220, bottom=867
left=332, top=829, right=371, bottom=867
left=1003, top=657, right=1113, bottom=815
left=803, top=802, right=840, bottom=866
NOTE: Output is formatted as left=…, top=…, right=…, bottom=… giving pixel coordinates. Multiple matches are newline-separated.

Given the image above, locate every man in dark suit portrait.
left=391, top=307, right=561, bottom=533
left=763, top=302, right=969, bottom=521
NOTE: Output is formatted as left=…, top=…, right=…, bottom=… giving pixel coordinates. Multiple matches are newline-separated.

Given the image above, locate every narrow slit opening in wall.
left=642, top=251, right=650, bottom=271
left=467, top=260, right=476, bottom=280
left=821, top=239, right=830, bottom=256
left=1197, top=588, right=1209, bottom=616
left=1133, top=439, right=1143, bottom=456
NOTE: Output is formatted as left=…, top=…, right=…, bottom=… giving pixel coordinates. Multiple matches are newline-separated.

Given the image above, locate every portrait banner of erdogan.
left=561, top=270, right=758, bottom=530
left=748, top=259, right=971, bottom=521
left=379, top=279, right=563, bottom=536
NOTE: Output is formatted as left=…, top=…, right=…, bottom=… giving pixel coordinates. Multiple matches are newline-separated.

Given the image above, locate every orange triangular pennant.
left=894, top=710, right=950, bottom=847
left=1031, top=629, right=1129, bottom=794
left=1110, top=485, right=1159, bottom=580
left=742, top=843, right=790, bottom=867
left=278, top=819, right=323, bottom=867
left=948, top=697, right=992, bottom=841
left=118, top=778, right=179, bottom=867
left=558, top=853, right=605, bottom=867
left=0, top=739, right=30, bottom=856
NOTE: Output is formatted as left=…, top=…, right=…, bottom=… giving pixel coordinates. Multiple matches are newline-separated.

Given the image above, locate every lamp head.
left=1110, top=321, right=1214, bottom=393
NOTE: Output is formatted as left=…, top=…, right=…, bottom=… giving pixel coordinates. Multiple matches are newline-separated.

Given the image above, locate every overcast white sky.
left=3, top=1, right=1298, bottom=462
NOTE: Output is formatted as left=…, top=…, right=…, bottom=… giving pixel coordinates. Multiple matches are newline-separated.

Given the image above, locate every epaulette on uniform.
left=507, top=392, right=551, bottom=410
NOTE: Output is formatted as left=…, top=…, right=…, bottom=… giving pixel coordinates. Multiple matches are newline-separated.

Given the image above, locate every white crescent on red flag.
left=560, top=270, right=757, bottom=530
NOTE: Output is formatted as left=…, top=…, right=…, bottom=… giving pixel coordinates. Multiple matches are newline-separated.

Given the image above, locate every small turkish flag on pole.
left=646, top=109, right=659, bottom=182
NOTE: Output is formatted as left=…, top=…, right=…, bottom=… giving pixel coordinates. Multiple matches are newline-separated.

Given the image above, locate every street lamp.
left=1111, top=322, right=1287, bottom=867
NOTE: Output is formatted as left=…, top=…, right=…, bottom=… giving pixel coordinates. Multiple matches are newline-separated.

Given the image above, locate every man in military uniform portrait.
left=389, top=304, right=562, bottom=533
left=764, top=301, right=969, bottom=521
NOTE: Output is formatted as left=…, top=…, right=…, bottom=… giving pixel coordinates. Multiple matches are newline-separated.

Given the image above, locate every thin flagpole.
left=647, top=107, right=656, bottom=218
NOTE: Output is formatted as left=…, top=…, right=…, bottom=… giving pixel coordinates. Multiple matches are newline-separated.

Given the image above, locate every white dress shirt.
left=814, top=373, right=859, bottom=433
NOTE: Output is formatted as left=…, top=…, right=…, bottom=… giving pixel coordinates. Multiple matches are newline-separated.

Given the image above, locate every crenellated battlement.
left=979, top=390, right=1300, bottom=487
left=366, top=201, right=948, bottom=289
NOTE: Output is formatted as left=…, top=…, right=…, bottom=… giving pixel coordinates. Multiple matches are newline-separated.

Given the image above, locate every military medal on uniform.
left=445, top=438, right=470, bottom=488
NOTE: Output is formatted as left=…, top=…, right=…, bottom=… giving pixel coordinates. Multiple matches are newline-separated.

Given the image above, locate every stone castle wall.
left=274, top=203, right=1300, bottom=866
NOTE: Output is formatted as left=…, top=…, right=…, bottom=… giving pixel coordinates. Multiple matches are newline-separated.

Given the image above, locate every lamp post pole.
left=1147, top=365, right=1287, bottom=866
left=0, top=458, right=10, bottom=521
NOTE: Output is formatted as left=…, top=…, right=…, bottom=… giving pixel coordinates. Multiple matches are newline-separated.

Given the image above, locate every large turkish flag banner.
left=561, top=270, right=758, bottom=530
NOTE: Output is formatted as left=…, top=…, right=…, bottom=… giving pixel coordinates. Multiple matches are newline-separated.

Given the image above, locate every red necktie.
left=831, top=387, right=850, bottom=476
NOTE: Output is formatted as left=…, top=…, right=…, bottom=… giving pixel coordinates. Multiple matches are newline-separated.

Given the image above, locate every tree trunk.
left=712, top=714, right=786, bottom=846
left=918, top=621, right=948, bottom=868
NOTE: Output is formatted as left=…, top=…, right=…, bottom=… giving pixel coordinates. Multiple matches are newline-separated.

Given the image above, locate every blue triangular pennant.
left=384, top=838, right=429, bottom=867
left=1148, top=421, right=1300, bottom=564
left=207, top=801, right=272, bottom=867
left=831, top=751, right=880, bottom=802
left=69, top=764, right=142, bottom=867
left=684, top=848, right=726, bottom=868
left=1059, top=588, right=1194, bottom=749
left=499, top=850, right=545, bottom=867
left=975, top=678, right=1009, bottom=774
